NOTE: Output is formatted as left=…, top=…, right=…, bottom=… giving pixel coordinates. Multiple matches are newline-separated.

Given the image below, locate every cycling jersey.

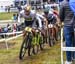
left=42, top=10, right=56, bottom=24
left=19, top=10, right=44, bottom=28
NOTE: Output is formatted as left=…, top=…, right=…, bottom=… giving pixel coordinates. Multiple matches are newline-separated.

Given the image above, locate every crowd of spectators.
left=0, top=23, right=25, bottom=38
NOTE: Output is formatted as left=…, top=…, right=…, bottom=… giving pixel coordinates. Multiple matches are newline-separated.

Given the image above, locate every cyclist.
left=42, top=8, right=58, bottom=43
left=18, top=4, right=48, bottom=54
left=44, top=9, right=56, bottom=24
left=18, top=4, right=48, bottom=37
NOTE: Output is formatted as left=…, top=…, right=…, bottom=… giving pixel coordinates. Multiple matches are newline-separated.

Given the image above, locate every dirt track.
left=0, top=37, right=61, bottom=64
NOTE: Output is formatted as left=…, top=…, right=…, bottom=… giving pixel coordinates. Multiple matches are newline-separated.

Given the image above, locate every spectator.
left=16, top=13, right=18, bottom=20
left=0, top=27, right=4, bottom=38
left=13, top=23, right=17, bottom=36
left=3, top=27, right=8, bottom=33
left=7, top=24, right=10, bottom=27
left=7, top=24, right=12, bottom=32
left=12, top=14, right=17, bottom=22
left=17, top=5, right=22, bottom=12
left=13, top=14, right=17, bottom=20
left=7, top=6, right=10, bottom=13
left=59, top=0, right=75, bottom=64
left=0, top=26, right=2, bottom=33
left=5, top=6, right=7, bottom=12
left=13, top=23, right=17, bottom=32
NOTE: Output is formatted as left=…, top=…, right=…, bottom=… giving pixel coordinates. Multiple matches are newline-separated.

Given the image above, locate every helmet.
left=44, top=8, right=49, bottom=14
left=24, top=4, right=31, bottom=12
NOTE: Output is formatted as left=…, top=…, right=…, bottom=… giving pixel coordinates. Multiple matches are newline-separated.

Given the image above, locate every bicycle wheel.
left=19, top=33, right=32, bottom=60
left=48, top=28, right=54, bottom=47
left=32, top=34, right=39, bottom=54
left=32, top=45, right=38, bottom=54
left=27, top=34, right=32, bottom=56
left=39, top=35, right=44, bottom=50
left=19, top=37, right=27, bottom=60
left=48, top=35, right=51, bottom=47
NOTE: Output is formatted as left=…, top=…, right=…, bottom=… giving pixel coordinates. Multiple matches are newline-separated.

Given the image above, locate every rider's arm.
left=36, top=16, right=42, bottom=29
left=36, top=13, right=48, bottom=29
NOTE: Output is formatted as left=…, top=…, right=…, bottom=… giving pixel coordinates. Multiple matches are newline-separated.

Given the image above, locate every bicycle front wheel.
left=19, top=36, right=28, bottom=60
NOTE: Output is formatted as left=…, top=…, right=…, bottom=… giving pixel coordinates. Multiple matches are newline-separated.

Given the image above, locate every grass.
left=0, top=12, right=17, bottom=20
left=0, top=37, right=61, bottom=64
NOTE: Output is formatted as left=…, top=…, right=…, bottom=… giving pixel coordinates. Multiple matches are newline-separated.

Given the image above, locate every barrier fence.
left=0, top=31, right=22, bottom=35
left=0, top=31, right=23, bottom=50
left=61, top=28, right=75, bottom=64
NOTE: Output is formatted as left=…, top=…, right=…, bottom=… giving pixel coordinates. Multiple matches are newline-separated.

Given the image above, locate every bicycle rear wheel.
left=48, top=28, right=54, bottom=47
left=39, top=35, right=44, bottom=50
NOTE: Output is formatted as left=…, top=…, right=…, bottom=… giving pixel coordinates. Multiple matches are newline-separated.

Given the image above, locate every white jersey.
left=19, top=10, right=36, bottom=21
left=19, top=10, right=44, bottom=28
left=19, top=10, right=44, bottom=21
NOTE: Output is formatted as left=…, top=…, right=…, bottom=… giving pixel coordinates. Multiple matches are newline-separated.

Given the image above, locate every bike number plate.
left=48, top=24, right=53, bottom=28
left=25, top=27, right=32, bottom=32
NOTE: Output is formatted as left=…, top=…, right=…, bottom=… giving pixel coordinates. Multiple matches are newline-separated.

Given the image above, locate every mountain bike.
left=19, top=27, right=44, bottom=60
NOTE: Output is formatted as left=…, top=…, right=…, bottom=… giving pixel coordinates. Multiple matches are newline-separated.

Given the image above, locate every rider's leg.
left=52, top=27, right=55, bottom=39
left=54, top=25, right=58, bottom=41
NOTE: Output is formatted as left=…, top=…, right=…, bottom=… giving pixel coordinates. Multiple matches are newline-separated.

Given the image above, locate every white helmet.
left=23, top=4, right=31, bottom=12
